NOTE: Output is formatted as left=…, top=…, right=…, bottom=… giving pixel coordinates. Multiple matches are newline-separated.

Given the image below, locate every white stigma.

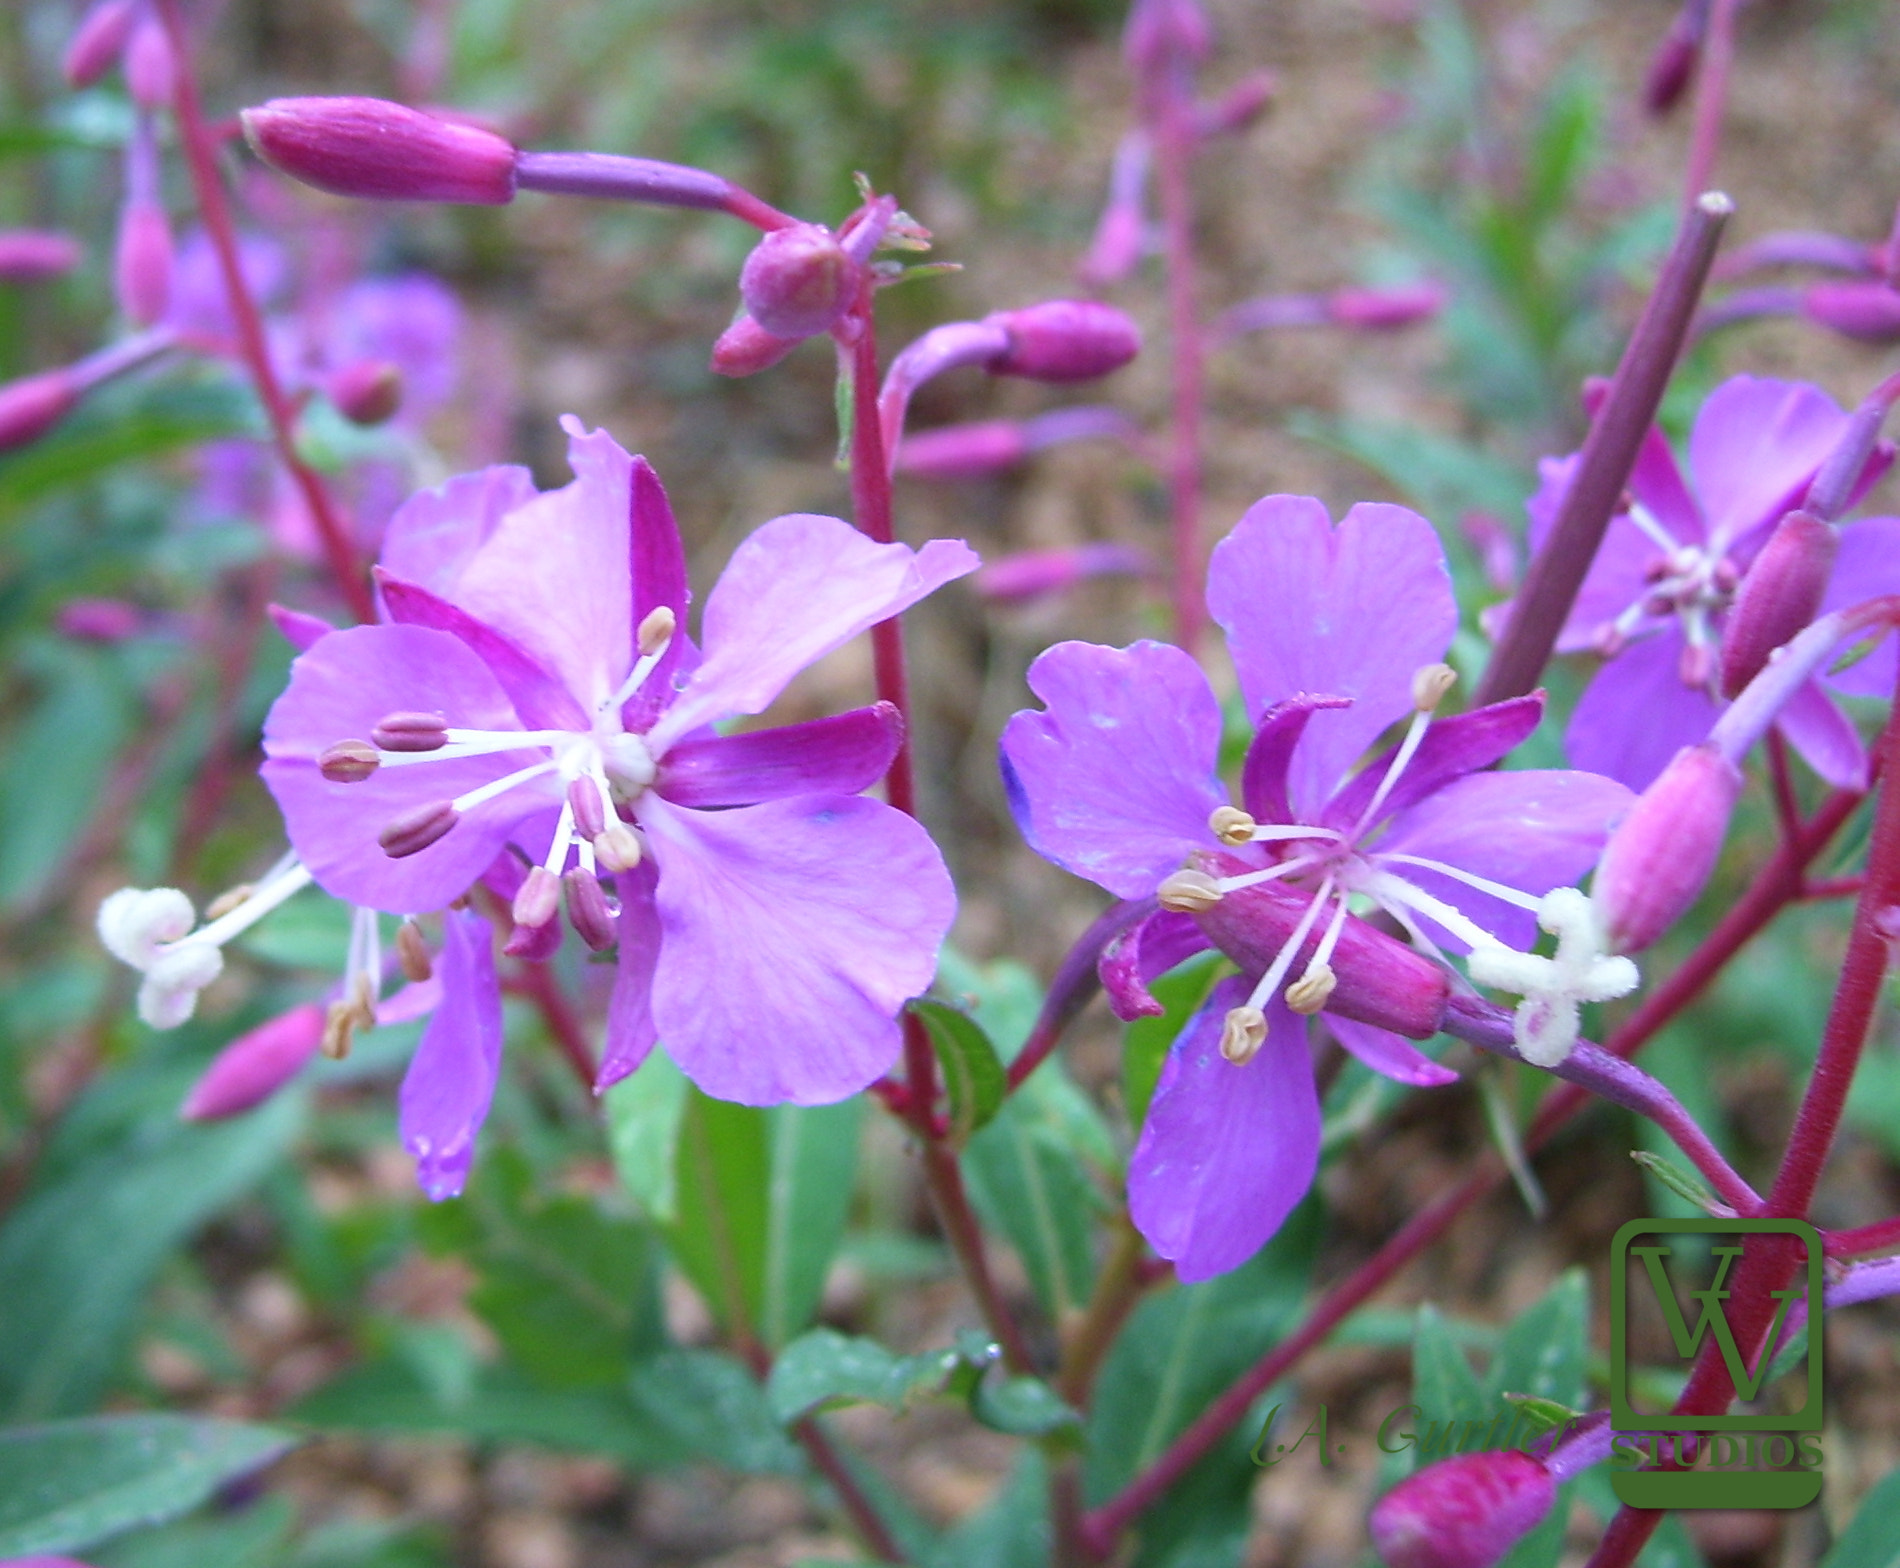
left=1466, top=887, right=1640, bottom=1068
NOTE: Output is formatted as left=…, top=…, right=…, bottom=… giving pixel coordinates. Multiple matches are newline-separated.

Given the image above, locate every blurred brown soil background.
left=39, top=0, right=1900, bottom=1563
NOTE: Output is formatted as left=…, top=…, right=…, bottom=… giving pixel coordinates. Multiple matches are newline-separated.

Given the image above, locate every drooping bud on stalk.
left=985, top=301, right=1142, bottom=382
left=1642, top=6, right=1702, bottom=117
left=1368, top=1450, right=1556, bottom=1568
left=898, top=407, right=1144, bottom=482
left=973, top=543, right=1153, bottom=605
left=1078, top=132, right=1151, bottom=287
left=1219, top=1005, right=1266, bottom=1064
left=1719, top=509, right=1839, bottom=696
left=710, top=313, right=798, bottom=378
left=1802, top=281, right=1900, bottom=344
left=1328, top=282, right=1448, bottom=331
left=64, top=0, right=135, bottom=88
left=564, top=869, right=617, bottom=951
left=326, top=359, right=404, bottom=425
left=396, top=919, right=433, bottom=982
left=371, top=711, right=449, bottom=752
left=378, top=801, right=459, bottom=858
left=180, top=1003, right=325, bottom=1121
left=0, top=369, right=81, bottom=454
left=123, top=13, right=175, bottom=110
left=319, top=740, right=380, bottom=783
left=0, top=229, right=83, bottom=281
left=739, top=222, right=856, bottom=339
left=1593, top=741, right=1743, bottom=954
left=115, top=201, right=172, bottom=326
left=242, top=97, right=519, bottom=204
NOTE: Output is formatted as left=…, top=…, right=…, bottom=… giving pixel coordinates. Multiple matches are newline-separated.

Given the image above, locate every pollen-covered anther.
left=396, top=919, right=433, bottom=982
left=1209, top=805, right=1257, bottom=846
left=1411, top=662, right=1457, bottom=712
left=1158, top=868, right=1224, bottom=913
left=593, top=823, right=643, bottom=873
left=1220, top=1005, right=1267, bottom=1065
left=204, top=882, right=255, bottom=921
left=564, top=869, right=618, bottom=951
left=512, top=865, right=560, bottom=929
left=371, top=711, right=449, bottom=752
left=378, top=800, right=459, bottom=858
left=1285, top=962, right=1336, bottom=1016
left=322, top=975, right=377, bottom=1061
left=636, top=604, right=677, bottom=657
left=319, top=739, right=380, bottom=783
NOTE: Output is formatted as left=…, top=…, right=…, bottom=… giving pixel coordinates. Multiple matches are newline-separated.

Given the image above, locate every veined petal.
left=261, top=624, right=556, bottom=912
left=1240, top=694, right=1351, bottom=824
left=1374, top=769, right=1634, bottom=951
left=1776, top=678, right=1868, bottom=789
left=1819, top=516, right=1900, bottom=699
left=399, top=907, right=503, bottom=1200
left=598, top=861, right=661, bottom=1091
left=1689, top=377, right=1851, bottom=549
left=640, top=794, right=954, bottom=1105
left=1000, top=640, right=1224, bottom=900
left=1565, top=631, right=1718, bottom=792
left=649, top=514, right=978, bottom=746
left=378, top=463, right=539, bottom=597
left=1128, top=981, right=1320, bottom=1283
left=1100, top=908, right=1213, bottom=1021
left=1209, top=496, right=1457, bottom=816
left=623, top=457, right=693, bottom=733
left=1321, top=693, right=1544, bottom=832
left=657, top=703, right=902, bottom=809
left=1325, top=1015, right=1457, bottom=1087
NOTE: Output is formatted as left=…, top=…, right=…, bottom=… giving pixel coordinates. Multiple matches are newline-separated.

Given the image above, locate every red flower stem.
left=846, top=299, right=1035, bottom=1375
left=1800, top=874, right=1864, bottom=902
left=1150, top=68, right=1206, bottom=652
left=1828, top=1213, right=1900, bottom=1258
left=1475, top=191, right=1731, bottom=706
left=1078, top=784, right=1862, bottom=1558
left=1767, top=731, right=1802, bottom=842
left=1682, top=0, right=1738, bottom=213
left=790, top=1412, right=908, bottom=1562
left=155, top=0, right=376, bottom=626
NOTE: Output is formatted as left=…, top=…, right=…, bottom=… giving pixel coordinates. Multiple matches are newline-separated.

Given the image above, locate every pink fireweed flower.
left=1524, top=375, right=1900, bottom=790
left=1001, top=495, right=1633, bottom=1279
left=261, top=420, right=974, bottom=1194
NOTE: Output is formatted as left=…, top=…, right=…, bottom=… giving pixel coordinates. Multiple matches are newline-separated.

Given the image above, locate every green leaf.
left=417, top=1149, right=665, bottom=1389
left=1484, top=1269, right=1588, bottom=1410
left=1123, top=952, right=1224, bottom=1130
left=927, top=1449, right=1048, bottom=1568
left=1821, top=1460, right=1900, bottom=1568
left=760, top=1099, right=863, bottom=1349
left=768, top=1329, right=961, bottom=1423
left=969, top=1372, right=1082, bottom=1443
left=962, top=1094, right=1100, bottom=1320
left=0, top=1063, right=301, bottom=1419
left=625, top=1350, right=803, bottom=1474
left=0, top=1414, right=297, bottom=1558
left=604, top=1050, right=689, bottom=1222
left=90, top=1496, right=295, bottom=1568
left=1628, top=1151, right=1722, bottom=1218
left=1412, top=1304, right=1491, bottom=1433
left=935, top=947, right=1044, bottom=1059
left=914, top=998, right=1007, bottom=1144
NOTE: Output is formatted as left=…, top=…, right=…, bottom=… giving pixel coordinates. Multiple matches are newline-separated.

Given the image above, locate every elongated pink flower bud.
left=985, top=301, right=1141, bottom=382
left=1642, top=11, right=1700, bottom=117
left=709, top=313, right=799, bottom=377
left=115, top=202, right=172, bottom=327
left=181, top=1003, right=325, bottom=1120
left=1369, top=1451, right=1556, bottom=1568
left=1593, top=742, right=1742, bottom=954
left=1719, top=509, right=1839, bottom=697
left=242, top=97, right=519, bottom=204
left=896, top=420, right=1029, bottom=479
left=1803, top=281, right=1900, bottom=344
left=1329, top=281, right=1447, bottom=330
left=739, top=222, right=855, bottom=340
left=64, top=0, right=135, bottom=87
left=124, top=13, right=174, bottom=109
left=326, top=359, right=404, bottom=425
left=0, top=229, right=83, bottom=281
left=975, top=543, right=1152, bottom=604
left=56, top=596, right=144, bottom=643
left=0, top=368, right=81, bottom=453
left=1124, top=0, right=1212, bottom=75
left=1192, top=71, right=1277, bottom=139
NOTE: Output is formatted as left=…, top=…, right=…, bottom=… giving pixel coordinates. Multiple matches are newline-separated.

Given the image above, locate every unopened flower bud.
left=594, top=822, right=643, bottom=873
left=1328, top=282, right=1447, bottom=331
left=1220, top=1005, right=1266, bottom=1064
left=1192, top=71, right=1277, bottom=139
left=0, top=229, right=83, bottom=281
left=512, top=865, right=559, bottom=929
left=1802, top=282, right=1900, bottom=344
left=1593, top=742, right=1743, bottom=955
left=710, top=312, right=798, bottom=378
left=115, top=201, right=172, bottom=327
left=319, top=739, right=381, bottom=782
left=396, top=919, right=433, bottom=982
left=1642, top=13, right=1700, bottom=117
left=897, top=420, right=1030, bottom=480
left=1158, top=868, right=1224, bottom=913
left=1209, top=806, right=1256, bottom=846
left=242, top=97, right=519, bottom=205
left=64, top=0, right=135, bottom=88
left=974, top=543, right=1151, bottom=604
left=985, top=301, right=1141, bottom=383
left=326, top=359, right=403, bottom=425
left=1285, top=963, right=1336, bottom=1015
left=378, top=800, right=459, bottom=858
left=1369, top=1450, right=1556, bottom=1568
left=123, top=13, right=175, bottom=109
left=564, top=869, right=617, bottom=951
left=739, top=223, right=855, bottom=340
left=181, top=1003, right=325, bottom=1120
left=0, top=368, right=81, bottom=453
left=1124, top=0, right=1213, bottom=75
left=55, top=596, right=143, bottom=643
left=1719, top=510, right=1838, bottom=697
left=371, top=711, right=449, bottom=752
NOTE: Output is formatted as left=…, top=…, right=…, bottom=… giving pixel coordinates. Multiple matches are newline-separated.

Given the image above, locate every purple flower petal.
left=639, top=794, right=953, bottom=1104
left=1374, top=769, right=1634, bottom=950
left=261, top=624, right=556, bottom=912
left=658, top=703, right=902, bottom=809
left=1325, top=1014, right=1457, bottom=1087
left=1209, top=496, right=1457, bottom=816
left=1688, top=377, right=1850, bottom=549
left=598, top=861, right=661, bottom=1091
left=623, top=457, right=694, bottom=732
left=1099, top=908, right=1213, bottom=1021
left=1128, top=980, right=1320, bottom=1283
left=399, top=907, right=503, bottom=1200
left=1240, top=694, right=1351, bottom=824
left=1819, top=516, right=1900, bottom=699
left=1565, top=631, right=1719, bottom=791
left=999, top=640, right=1224, bottom=900
left=650, top=514, right=978, bottom=745
left=268, top=602, right=336, bottom=653
left=378, top=463, right=539, bottom=596
left=1775, top=678, right=1868, bottom=789
left=1320, top=693, right=1544, bottom=833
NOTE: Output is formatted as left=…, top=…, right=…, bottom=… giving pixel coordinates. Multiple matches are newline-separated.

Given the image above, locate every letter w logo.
left=1628, top=1244, right=1802, bottom=1401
